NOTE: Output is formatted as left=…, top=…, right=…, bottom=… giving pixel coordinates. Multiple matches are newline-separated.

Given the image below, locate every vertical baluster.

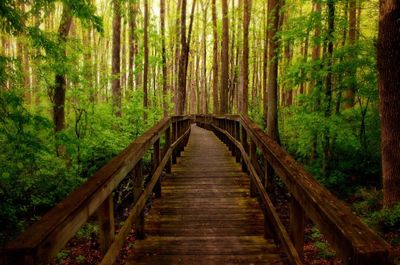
left=241, top=126, right=249, bottom=172
left=290, top=196, right=305, bottom=260
left=172, top=122, right=177, bottom=164
left=230, top=121, right=235, bottom=156
left=235, top=121, right=241, bottom=162
left=249, top=139, right=257, bottom=197
left=97, top=195, right=115, bottom=253
left=165, top=125, right=171, bottom=173
left=153, top=139, right=161, bottom=198
left=133, top=160, right=145, bottom=239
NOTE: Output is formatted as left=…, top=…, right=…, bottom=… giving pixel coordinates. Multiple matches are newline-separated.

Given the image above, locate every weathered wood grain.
left=126, top=125, right=287, bottom=265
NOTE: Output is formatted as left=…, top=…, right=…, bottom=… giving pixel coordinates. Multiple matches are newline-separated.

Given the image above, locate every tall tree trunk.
left=211, top=0, right=219, bottom=114
left=322, top=0, right=335, bottom=178
left=266, top=0, right=281, bottom=143
left=53, top=5, right=72, bottom=133
left=143, top=0, right=149, bottom=120
left=343, top=0, right=356, bottom=109
left=377, top=0, right=400, bottom=208
left=161, top=0, right=168, bottom=117
left=220, top=0, right=229, bottom=114
left=128, top=1, right=137, bottom=92
left=239, top=0, right=251, bottom=114
left=201, top=1, right=209, bottom=114
left=112, top=0, right=122, bottom=117
left=263, top=1, right=268, bottom=124
left=177, top=0, right=197, bottom=115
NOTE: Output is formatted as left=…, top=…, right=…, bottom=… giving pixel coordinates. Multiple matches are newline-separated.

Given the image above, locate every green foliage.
left=310, top=227, right=336, bottom=259
left=366, top=203, right=400, bottom=232
left=0, top=91, right=83, bottom=242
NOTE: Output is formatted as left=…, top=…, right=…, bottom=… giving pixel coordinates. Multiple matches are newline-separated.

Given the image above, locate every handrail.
left=0, top=115, right=193, bottom=265
left=195, top=114, right=392, bottom=265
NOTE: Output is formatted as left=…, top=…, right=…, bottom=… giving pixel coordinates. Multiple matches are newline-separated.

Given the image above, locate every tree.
left=266, top=0, right=281, bottom=142
left=112, top=0, right=121, bottom=117
left=128, top=0, right=138, bottom=92
left=239, top=0, right=251, bottom=114
left=377, top=0, right=400, bottom=208
left=219, top=0, right=229, bottom=114
left=143, top=0, right=149, bottom=119
left=177, top=0, right=197, bottom=115
left=161, top=0, right=168, bottom=117
left=211, top=0, right=219, bottom=114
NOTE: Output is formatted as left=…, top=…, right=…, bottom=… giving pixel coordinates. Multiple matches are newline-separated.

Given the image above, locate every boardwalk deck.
left=126, top=125, right=287, bottom=265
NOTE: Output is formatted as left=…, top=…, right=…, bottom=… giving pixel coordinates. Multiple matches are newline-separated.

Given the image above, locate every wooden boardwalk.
left=126, top=125, right=286, bottom=265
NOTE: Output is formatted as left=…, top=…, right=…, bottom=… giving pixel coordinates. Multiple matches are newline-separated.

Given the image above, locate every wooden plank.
left=127, top=125, right=287, bottom=265
left=97, top=195, right=115, bottom=253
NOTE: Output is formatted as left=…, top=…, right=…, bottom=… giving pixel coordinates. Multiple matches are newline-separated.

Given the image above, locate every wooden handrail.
left=0, top=115, right=193, bottom=265
left=195, top=114, right=392, bottom=265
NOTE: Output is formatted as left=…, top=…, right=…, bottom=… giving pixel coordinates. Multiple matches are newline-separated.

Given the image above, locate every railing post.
left=97, top=194, right=115, bottom=253
left=172, top=122, right=177, bottom=164
left=177, top=121, right=182, bottom=158
left=153, top=139, right=161, bottom=198
left=133, top=159, right=145, bottom=240
left=290, top=196, right=305, bottom=260
left=241, top=126, right=249, bottom=172
left=235, top=121, right=241, bottom=162
left=249, top=140, right=258, bottom=197
left=264, top=159, right=275, bottom=203
left=165, top=125, right=171, bottom=173
left=229, top=121, right=235, bottom=156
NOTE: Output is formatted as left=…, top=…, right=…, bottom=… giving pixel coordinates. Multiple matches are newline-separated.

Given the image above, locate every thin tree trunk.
left=211, top=0, right=219, bottom=114
left=322, top=0, right=335, bottom=178
left=112, top=0, right=122, bottom=117
left=128, top=1, right=137, bottom=92
left=343, top=0, right=356, bottom=109
left=263, top=1, right=268, bottom=124
left=161, top=0, right=168, bottom=117
left=266, top=0, right=281, bottom=143
left=377, top=0, right=400, bottom=208
left=143, top=0, right=149, bottom=120
left=239, top=0, right=251, bottom=114
left=220, top=0, right=229, bottom=114
left=53, top=5, right=72, bottom=133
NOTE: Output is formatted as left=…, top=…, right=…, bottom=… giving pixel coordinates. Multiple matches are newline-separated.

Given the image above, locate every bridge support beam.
left=165, top=126, right=172, bottom=173
left=97, top=195, right=115, bottom=253
left=153, top=139, right=161, bottom=198
left=290, top=196, right=305, bottom=260
left=249, top=140, right=258, bottom=197
left=134, top=160, right=145, bottom=240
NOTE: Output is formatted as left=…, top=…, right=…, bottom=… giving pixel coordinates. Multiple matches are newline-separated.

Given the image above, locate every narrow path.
left=126, top=125, right=286, bottom=264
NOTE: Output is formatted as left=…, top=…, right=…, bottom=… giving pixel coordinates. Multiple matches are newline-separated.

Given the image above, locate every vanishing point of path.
left=126, top=125, right=287, bottom=264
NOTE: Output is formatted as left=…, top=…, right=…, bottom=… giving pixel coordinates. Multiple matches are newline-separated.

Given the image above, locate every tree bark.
left=266, top=0, right=281, bottom=143
left=143, top=0, right=149, bottom=119
left=322, top=0, right=335, bottom=178
left=128, top=1, right=137, bottom=92
left=53, top=5, right=72, bottom=134
left=112, top=0, right=122, bottom=117
left=377, top=0, right=400, bottom=208
left=161, top=0, right=168, bottom=117
left=220, top=0, right=229, bottom=114
left=343, top=0, right=356, bottom=109
left=177, top=0, right=197, bottom=115
left=239, top=0, right=251, bottom=114
left=211, top=0, right=219, bottom=114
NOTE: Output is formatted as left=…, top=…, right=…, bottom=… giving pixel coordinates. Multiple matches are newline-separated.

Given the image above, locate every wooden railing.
left=195, top=114, right=392, bottom=265
left=0, top=115, right=192, bottom=265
